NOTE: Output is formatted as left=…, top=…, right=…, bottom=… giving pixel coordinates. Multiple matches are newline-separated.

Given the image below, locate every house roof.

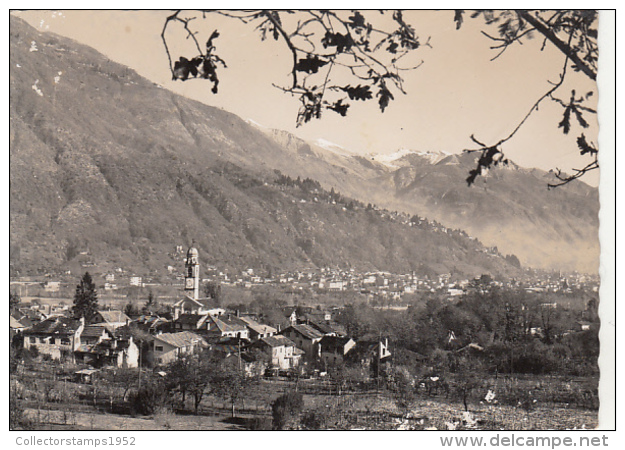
left=259, top=335, right=297, bottom=348
left=81, top=325, right=111, bottom=339
left=174, top=314, right=207, bottom=327
left=209, top=315, right=248, bottom=334
left=96, top=310, right=130, bottom=324
left=133, top=315, right=169, bottom=327
left=283, top=323, right=324, bottom=340
left=10, top=316, right=25, bottom=329
left=153, top=331, right=206, bottom=349
left=89, top=323, right=118, bottom=335
left=305, top=320, right=343, bottom=336
left=173, top=295, right=215, bottom=310
left=23, top=317, right=83, bottom=336
left=238, top=316, right=277, bottom=335
left=15, top=316, right=37, bottom=328
left=319, top=335, right=354, bottom=353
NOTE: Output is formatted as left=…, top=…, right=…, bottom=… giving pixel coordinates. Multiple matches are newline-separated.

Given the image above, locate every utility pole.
left=138, top=341, right=142, bottom=391
left=238, top=340, right=241, bottom=372
left=377, top=330, right=381, bottom=393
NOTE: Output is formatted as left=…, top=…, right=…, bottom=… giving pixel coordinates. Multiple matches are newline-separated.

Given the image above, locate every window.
left=50, top=338, right=56, bottom=345
left=61, top=338, right=70, bottom=346
left=155, top=345, right=164, bottom=352
left=40, top=338, right=47, bottom=344
left=29, top=337, right=36, bottom=344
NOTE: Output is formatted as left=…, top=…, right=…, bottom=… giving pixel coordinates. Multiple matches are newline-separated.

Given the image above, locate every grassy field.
left=13, top=360, right=599, bottom=431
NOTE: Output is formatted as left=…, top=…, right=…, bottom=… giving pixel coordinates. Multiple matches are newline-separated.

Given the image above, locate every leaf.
left=348, top=11, right=366, bottom=29
left=576, top=134, right=597, bottom=156
left=376, top=86, right=394, bottom=112
left=321, top=31, right=354, bottom=53
left=340, top=84, right=373, bottom=101
left=454, top=10, right=464, bottom=30
left=173, top=57, right=194, bottom=80
left=572, top=106, right=589, bottom=128
left=294, top=55, right=329, bottom=74
left=386, top=41, right=399, bottom=54
left=466, top=168, right=480, bottom=186
left=558, top=106, right=572, bottom=134
left=206, top=30, right=220, bottom=51
left=328, top=99, right=350, bottom=116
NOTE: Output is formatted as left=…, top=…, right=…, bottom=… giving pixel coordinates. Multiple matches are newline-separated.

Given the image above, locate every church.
left=172, top=246, right=224, bottom=319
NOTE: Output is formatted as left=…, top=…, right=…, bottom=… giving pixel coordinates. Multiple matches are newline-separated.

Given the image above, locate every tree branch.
left=516, top=10, right=597, bottom=81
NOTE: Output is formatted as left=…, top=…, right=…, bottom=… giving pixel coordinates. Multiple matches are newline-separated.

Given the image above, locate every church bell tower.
left=184, top=245, right=200, bottom=300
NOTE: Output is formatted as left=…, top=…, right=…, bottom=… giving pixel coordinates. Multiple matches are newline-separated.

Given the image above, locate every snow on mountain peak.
left=370, top=148, right=451, bottom=167
left=314, top=138, right=354, bottom=157
left=245, top=118, right=268, bottom=130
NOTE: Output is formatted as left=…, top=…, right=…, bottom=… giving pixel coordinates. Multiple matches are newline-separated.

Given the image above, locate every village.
left=10, top=245, right=601, bottom=430
left=11, top=246, right=393, bottom=382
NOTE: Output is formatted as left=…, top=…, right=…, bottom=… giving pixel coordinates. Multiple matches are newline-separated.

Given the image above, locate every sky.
left=14, top=10, right=602, bottom=186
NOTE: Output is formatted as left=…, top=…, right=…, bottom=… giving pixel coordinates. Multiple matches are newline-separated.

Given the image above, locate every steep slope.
left=258, top=132, right=600, bottom=274
left=9, top=16, right=519, bottom=278
left=366, top=151, right=599, bottom=273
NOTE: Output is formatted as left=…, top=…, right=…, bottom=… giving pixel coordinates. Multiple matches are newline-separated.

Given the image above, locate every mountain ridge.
left=9, top=16, right=598, bottom=276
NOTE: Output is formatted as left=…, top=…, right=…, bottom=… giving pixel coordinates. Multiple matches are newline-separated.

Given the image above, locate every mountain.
left=9, top=15, right=522, bottom=279
left=255, top=129, right=600, bottom=274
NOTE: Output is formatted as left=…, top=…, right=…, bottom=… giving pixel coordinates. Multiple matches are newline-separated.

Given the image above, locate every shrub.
left=271, top=391, right=304, bottom=430
left=131, top=381, right=168, bottom=416
left=28, top=346, right=40, bottom=359
left=300, top=408, right=327, bottom=430
left=10, top=381, right=32, bottom=430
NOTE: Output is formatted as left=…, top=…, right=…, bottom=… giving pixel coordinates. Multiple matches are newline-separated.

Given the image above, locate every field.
left=12, top=359, right=599, bottom=431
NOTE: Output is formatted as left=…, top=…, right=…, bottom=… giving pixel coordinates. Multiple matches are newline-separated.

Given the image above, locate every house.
left=74, top=330, right=139, bottom=369
left=149, top=331, right=207, bottom=365
left=301, top=310, right=332, bottom=323
left=280, top=323, right=325, bottom=361
left=23, top=317, right=85, bottom=360
left=17, top=307, right=47, bottom=325
left=92, top=310, right=131, bottom=329
left=238, top=316, right=277, bottom=341
left=172, top=296, right=224, bottom=318
left=302, top=320, right=345, bottom=337
left=10, top=316, right=26, bottom=333
left=132, top=315, right=170, bottom=335
left=345, top=338, right=392, bottom=377
left=74, top=368, right=100, bottom=384
left=80, top=325, right=114, bottom=346
left=250, top=335, right=304, bottom=370
left=172, top=314, right=209, bottom=332
left=203, top=314, right=249, bottom=340
left=10, top=316, right=26, bottom=344
left=318, top=335, right=356, bottom=365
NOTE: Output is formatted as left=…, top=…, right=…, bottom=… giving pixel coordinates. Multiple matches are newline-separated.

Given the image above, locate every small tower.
left=184, top=245, right=200, bottom=300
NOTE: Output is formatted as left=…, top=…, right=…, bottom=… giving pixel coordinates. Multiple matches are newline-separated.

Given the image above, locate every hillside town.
left=9, top=9, right=606, bottom=432
left=11, top=246, right=394, bottom=378
left=10, top=241, right=599, bottom=306
left=11, top=244, right=599, bottom=380
left=9, top=245, right=601, bottom=430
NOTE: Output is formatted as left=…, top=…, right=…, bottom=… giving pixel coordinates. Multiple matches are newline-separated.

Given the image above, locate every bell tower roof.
left=187, top=246, right=199, bottom=258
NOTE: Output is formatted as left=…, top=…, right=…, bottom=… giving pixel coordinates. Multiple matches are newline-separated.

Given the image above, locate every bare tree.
left=456, top=10, right=598, bottom=187
left=162, top=9, right=600, bottom=187
left=161, top=10, right=424, bottom=126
